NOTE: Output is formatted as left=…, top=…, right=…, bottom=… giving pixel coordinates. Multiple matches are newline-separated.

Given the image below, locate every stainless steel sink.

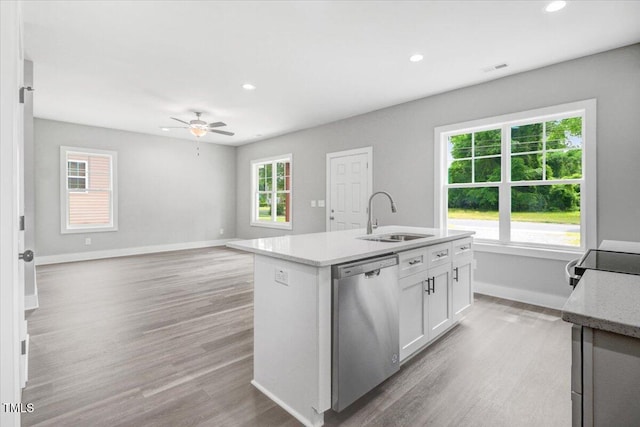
left=358, top=233, right=434, bottom=242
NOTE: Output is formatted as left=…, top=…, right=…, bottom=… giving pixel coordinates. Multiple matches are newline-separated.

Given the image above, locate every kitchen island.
left=228, top=226, right=474, bottom=427
left=561, top=240, right=640, bottom=427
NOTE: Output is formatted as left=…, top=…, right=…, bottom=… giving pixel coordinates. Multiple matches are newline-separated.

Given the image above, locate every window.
left=251, top=154, right=292, bottom=229
left=60, top=146, right=117, bottom=233
left=67, top=160, right=88, bottom=191
left=434, top=100, right=596, bottom=257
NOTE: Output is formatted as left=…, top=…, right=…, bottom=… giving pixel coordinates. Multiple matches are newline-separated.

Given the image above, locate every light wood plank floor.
left=22, top=247, right=571, bottom=426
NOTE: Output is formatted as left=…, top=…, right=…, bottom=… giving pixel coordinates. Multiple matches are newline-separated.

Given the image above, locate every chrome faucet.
left=367, top=191, right=397, bottom=234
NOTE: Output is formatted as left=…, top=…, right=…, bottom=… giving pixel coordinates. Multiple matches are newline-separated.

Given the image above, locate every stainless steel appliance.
left=332, top=254, right=399, bottom=412
left=566, top=249, right=640, bottom=287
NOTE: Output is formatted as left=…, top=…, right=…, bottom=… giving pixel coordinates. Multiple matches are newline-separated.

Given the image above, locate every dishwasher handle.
left=334, top=254, right=398, bottom=279
left=365, top=269, right=381, bottom=278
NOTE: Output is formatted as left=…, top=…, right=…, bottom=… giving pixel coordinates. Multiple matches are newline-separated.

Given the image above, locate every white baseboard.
left=25, top=294, right=39, bottom=311
left=35, top=239, right=239, bottom=266
left=474, top=280, right=569, bottom=310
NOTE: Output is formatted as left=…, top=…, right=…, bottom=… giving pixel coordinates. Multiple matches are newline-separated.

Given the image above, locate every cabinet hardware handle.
left=425, top=278, right=431, bottom=294
left=408, top=259, right=421, bottom=265
left=431, top=277, right=436, bottom=293
left=454, top=267, right=459, bottom=282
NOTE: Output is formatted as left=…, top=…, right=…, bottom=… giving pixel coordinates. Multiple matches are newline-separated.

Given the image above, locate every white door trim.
left=1, top=1, right=24, bottom=426
left=325, top=147, right=373, bottom=231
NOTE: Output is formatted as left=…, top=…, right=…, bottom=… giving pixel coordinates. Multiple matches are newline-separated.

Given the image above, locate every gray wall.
left=35, top=119, right=236, bottom=256
left=236, top=43, right=640, bottom=307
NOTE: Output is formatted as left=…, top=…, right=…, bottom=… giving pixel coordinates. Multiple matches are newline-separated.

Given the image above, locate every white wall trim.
left=475, top=280, right=570, bottom=310
left=24, top=295, right=38, bottom=311
left=325, top=146, right=373, bottom=231
left=35, top=239, right=239, bottom=266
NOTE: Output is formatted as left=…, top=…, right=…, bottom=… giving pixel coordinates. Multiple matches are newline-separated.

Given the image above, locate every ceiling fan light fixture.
left=242, top=83, right=256, bottom=90
left=409, top=53, right=424, bottom=63
left=189, top=127, right=207, bottom=137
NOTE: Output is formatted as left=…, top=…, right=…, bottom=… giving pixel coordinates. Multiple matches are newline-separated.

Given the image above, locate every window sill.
left=61, top=225, right=118, bottom=234
left=474, top=241, right=583, bottom=261
left=250, top=221, right=293, bottom=231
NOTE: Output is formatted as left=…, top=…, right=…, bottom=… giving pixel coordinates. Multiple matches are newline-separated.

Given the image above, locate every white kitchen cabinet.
left=452, top=238, right=473, bottom=322
left=399, top=270, right=429, bottom=360
left=427, top=263, right=453, bottom=340
left=399, top=252, right=454, bottom=361
left=452, top=256, right=473, bottom=321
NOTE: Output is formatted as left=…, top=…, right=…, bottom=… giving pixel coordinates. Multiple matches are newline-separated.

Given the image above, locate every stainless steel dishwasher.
left=332, top=254, right=399, bottom=412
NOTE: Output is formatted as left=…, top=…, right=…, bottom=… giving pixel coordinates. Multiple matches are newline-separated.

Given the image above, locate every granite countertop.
left=226, top=226, right=474, bottom=267
left=561, top=239, right=640, bottom=339
left=562, top=270, right=640, bottom=338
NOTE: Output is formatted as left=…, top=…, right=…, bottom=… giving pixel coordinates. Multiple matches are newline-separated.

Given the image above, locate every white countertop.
left=562, top=270, right=640, bottom=338
left=561, top=240, right=640, bottom=338
left=227, top=226, right=474, bottom=267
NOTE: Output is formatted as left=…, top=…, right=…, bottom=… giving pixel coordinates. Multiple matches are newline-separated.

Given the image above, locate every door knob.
left=19, top=250, right=34, bottom=262
left=330, top=216, right=335, bottom=220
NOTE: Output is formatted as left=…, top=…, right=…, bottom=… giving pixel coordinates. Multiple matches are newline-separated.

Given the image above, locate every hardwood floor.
left=22, top=247, right=571, bottom=426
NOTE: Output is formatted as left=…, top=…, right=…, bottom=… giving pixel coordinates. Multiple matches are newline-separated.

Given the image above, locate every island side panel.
left=252, top=254, right=332, bottom=427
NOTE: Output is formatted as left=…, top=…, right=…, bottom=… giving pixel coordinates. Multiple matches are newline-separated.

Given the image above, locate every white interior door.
left=327, top=148, right=372, bottom=231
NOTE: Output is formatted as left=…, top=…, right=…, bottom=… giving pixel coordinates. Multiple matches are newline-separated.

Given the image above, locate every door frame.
left=1, top=1, right=24, bottom=426
left=325, top=147, right=373, bottom=231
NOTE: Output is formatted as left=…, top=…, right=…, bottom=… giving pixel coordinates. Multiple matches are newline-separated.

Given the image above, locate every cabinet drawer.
left=453, top=238, right=473, bottom=259
left=427, top=242, right=452, bottom=268
left=398, top=247, right=429, bottom=278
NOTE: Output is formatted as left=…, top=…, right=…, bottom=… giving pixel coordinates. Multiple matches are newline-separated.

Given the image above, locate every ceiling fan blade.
left=170, top=117, right=190, bottom=125
left=207, top=121, right=226, bottom=128
left=209, top=129, right=235, bottom=136
left=160, top=126, right=189, bottom=129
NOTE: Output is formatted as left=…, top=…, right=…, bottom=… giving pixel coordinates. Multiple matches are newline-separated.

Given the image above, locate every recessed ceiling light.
left=242, top=83, right=256, bottom=90
left=545, top=1, right=566, bottom=12
left=161, top=128, right=170, bottom=132
left=409, top=54, right=424, bottom=63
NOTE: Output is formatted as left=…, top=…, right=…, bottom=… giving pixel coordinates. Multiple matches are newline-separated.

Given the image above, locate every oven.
left=566, top=249, right=640, bottom=287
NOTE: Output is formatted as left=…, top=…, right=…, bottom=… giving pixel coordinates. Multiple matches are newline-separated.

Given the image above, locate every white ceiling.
left=22, top=1, right=640, bottom=146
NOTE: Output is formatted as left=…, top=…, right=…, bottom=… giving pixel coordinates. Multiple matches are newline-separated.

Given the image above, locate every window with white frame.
left=434, top=100, right=596, bottom=255
left=60, top=146, right=118, bottom=233
left=251, top=154, right=292, bottom=229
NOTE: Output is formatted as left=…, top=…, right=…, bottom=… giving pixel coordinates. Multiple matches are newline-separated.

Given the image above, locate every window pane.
left=276, top=192, right=290, bottom=223
left=68, top=177, right=86, bottom=190
left=449, top=133, right=472, bottom=159
left=265, top=163, right=272, bottom=179
left=546, top=117, right=582, bottom=150
left=265, top=177, right=272, bottom=191
left=258, top=193, right=272, bottom=221
left=546, top=150, right=582, bottom=180
left=511, top=123, right=542, bottom=153
left=258, top=178, right=265, bottom=191
left=511, top=153, right=543, bottom=181
left=474, top=157, right=501, bottom=182
left=258, top=165, right=265, bottom=179
left=474, top=129, right=501, bottom=156
left=448, top=159, right=472, bottom=184
left=511, top=185, right=580, bottom=247
left=447, top=187, right=499, bottom=241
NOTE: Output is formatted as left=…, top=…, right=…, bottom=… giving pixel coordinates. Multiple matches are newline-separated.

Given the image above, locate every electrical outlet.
left=85, top=237, right=91, bottom=245
left=275, top=268, right=289, bottom=286
left=310, top=200, right=317, bottom=207
left=219, top=228, right=224, bottom=235
left=318, top=200, right=325, bottom=208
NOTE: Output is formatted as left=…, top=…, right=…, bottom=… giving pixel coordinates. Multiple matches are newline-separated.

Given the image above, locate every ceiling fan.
left=164, top=112, right=235, bottom=137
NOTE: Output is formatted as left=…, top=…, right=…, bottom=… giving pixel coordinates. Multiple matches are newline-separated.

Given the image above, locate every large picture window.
left=60, top=146, right=117, bottom=233
left=435, top=100, right=596, bottom=256
left=251, top=154, right=292, bottom=229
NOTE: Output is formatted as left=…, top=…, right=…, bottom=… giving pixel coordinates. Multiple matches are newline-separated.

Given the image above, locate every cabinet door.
left=399, top=270, right=429, bottom=361
left=427, top=263, right=453, bottom=340
left=452, top=256, right=473, bottom=321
